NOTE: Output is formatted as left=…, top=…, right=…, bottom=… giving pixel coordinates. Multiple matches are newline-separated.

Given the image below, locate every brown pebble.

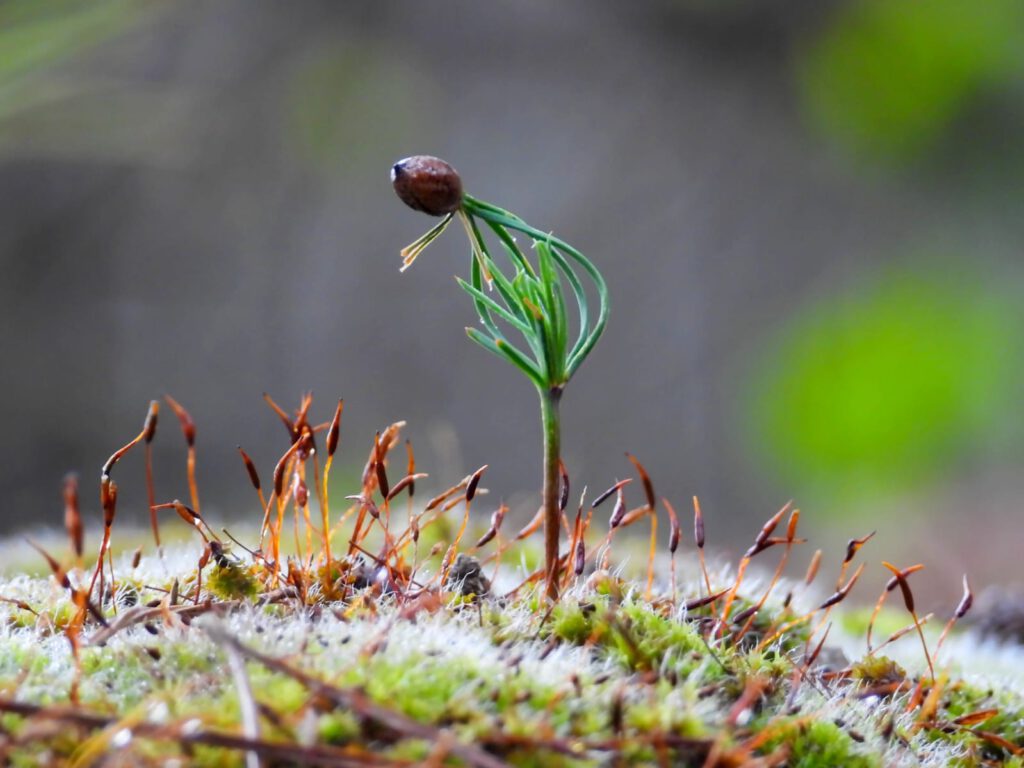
left=391, top=155, right=463, bottom=216
left=443, top=553, right=491, bottom=598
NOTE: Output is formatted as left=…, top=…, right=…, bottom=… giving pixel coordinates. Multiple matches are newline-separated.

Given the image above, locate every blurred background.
left=1, top=0, right=1022, bottom=601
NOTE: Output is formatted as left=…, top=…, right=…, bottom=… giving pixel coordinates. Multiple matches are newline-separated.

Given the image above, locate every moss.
left=552, top=600, right=599, bottom=645
left=932, top=681, right=1024, bottom=758
left=190, top=745, right=245, bottom=767
left=246, top=668, right=311, bottom=715
left=383, top=739, right=434, bottom=763
left=369, top=656, right=478, bottom=722
left=739, top=648, right=792, bottom=679
left=850, top=654, right=906, bottom=684
left=206, top=562, right=261, bottom=601
left=317, top=711, right=361, bottom=744
left=623, top=678, right=707, bottom=738
left=44, top=598, right=80, bottom=631
left=941, top=680, right=999, bottom=719
left=0, top=644, right=33, bottom=678
left=547, top=597, right=731, bottom=683
left=610, top=600, right=711, bottom=676
left=0, top=543, right=1021, bottom=767
left=762, top=719, right=879, bottom=768
left=78, top=648, right=152, bottom=706
left=587, top=570, right=625, bottom=600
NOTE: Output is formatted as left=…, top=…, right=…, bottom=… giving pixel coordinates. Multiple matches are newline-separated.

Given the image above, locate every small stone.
left=444, top=553, right=491, bottom=597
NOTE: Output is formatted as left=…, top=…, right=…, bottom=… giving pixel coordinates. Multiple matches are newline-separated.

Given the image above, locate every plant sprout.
left=391, top=155, right=609, bottom=600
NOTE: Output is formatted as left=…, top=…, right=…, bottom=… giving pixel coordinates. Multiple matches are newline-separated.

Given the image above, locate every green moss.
left=552, top=600, right=598, bottom=645
left=317, top=711, right=361, bottom=744
left=246, top=668, right=311, bottom=715
left=44, top=598, right=79, bottom=630
left=763, top=719, right=878, bottom=768
left=375, top=658, right=471, bottom=721
left=0, top=644, right=33, bottom=678
left=850, top=655, right=906, bottom=685
left=206, top=562, right=261, bottom=601
left=190, top=745, right=245, bottom=767
left=624, top=679, right=707, bottom=738
left=611, top=601, right=710, bottom=675
left=0, top=544, right=1020, bottom=767
left=383, top=739, right=434, bottom=763
left=739, top=648, right=791, bottom=679
left=934, top=681, right=1024, bottom=757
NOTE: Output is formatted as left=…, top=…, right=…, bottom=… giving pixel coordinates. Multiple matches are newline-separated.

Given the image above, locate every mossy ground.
left=0, top=533, right=1021, bottom=767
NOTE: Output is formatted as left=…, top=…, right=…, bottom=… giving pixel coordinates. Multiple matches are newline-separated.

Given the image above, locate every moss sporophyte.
left=391, top=155, right=610, bottom=602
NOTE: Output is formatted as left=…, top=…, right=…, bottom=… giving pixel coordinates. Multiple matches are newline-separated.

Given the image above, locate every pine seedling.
left=391, top=155, right=610, bottom=601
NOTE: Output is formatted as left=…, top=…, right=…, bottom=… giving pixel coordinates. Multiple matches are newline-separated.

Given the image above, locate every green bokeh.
left=285, top=42, right=441, bottom=176
left=0, top=0, right=139, bottom=85
left=748, top=263, right=1023, bottom=501
left=798, top=0, right=1023, bottom=161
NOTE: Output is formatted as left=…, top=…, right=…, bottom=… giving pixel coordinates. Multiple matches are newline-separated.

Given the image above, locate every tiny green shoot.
left=391, top=155, right=609, bottom=600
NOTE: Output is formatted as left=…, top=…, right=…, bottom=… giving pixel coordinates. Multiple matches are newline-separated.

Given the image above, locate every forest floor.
left=1, top=397, right=1021, bottom=766
left=0, top=521, right=1021, bottom=768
